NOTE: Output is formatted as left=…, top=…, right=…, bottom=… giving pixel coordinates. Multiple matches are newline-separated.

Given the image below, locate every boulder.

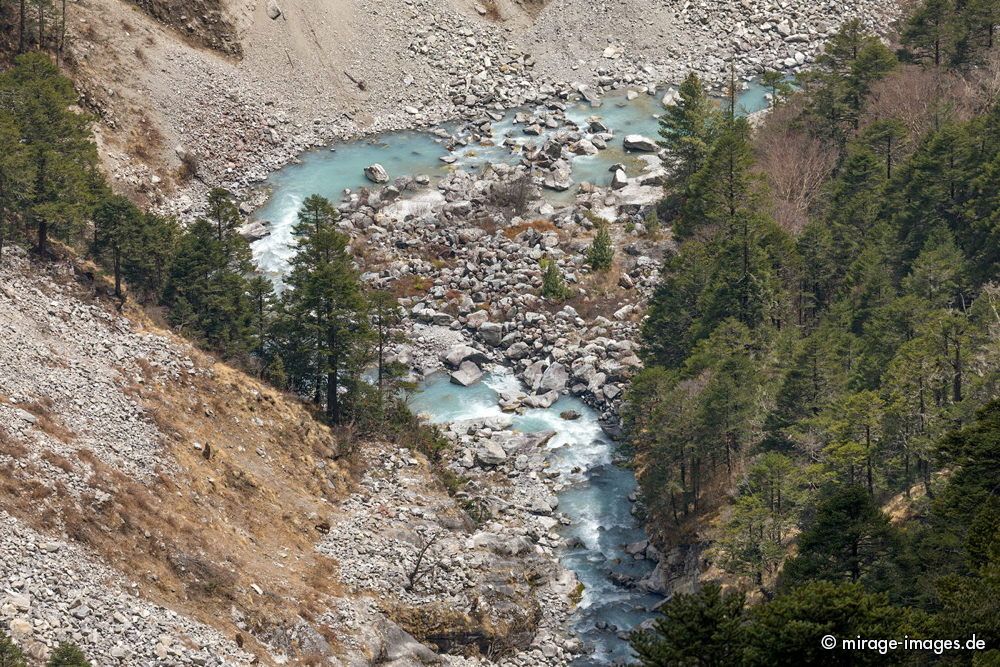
left=238, top=220, right=271, bottom=242
left=450, top=361, right=483, bottom=387
left=623, top=135, right=658, bottom=152
left=475, top=440, right=508, bottom=466
left=539, top=362, right=568, bottom=392
left=523, top=390, right=560, bottom=408
left=466, top=310, right=489, bottom=329
left=441, top=344, right=489, bottom=368
left=364, top=163, right=389, bottom=183
left=479, top=322, right=503, bottom=346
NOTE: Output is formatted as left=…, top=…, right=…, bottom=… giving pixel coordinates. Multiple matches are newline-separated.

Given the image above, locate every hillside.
left=0, top=247, right=574, bottom=665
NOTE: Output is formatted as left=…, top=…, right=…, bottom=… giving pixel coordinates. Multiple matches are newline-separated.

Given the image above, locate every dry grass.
left=502, top=219, right=558, bottom=240
left=0, top=426, right=29, bottom=459
left=392, top=274, right=433, bottom=298
left=22, top=398, right=77, bottom=443
left=128, top=113, right=165, bottom=163
left=0, top=337, right=358, bottom=663
left=41, top=450, right=76, bottom=474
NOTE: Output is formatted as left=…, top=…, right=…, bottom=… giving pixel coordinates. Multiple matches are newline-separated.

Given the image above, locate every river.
left=250, top=85, right=772, bottom=664
left=408, top=369, right=661, bottom=665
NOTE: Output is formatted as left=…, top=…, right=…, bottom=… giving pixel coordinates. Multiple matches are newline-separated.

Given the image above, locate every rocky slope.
left=0, top=248, right=586, bottom=665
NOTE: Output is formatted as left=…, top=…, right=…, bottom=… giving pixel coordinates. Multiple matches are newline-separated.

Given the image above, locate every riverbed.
left=251, top=84, right=771, bottom=280
left=408, top=369, right=661, bottom=665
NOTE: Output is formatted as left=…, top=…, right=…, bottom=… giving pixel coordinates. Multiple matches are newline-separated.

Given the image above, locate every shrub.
left=0, top=630, right=26, bottom=667
left=47, top=643, right=91, bottom=667
left=540, top=258, right=572, bottom=301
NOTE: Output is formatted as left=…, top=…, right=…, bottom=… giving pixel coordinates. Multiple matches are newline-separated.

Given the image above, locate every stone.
left=466, top=310, right=489, bottom=329
left=539, top=362, right=568, bottom=393
left=441, top=344, right=489, bottom=368
left=475, top=440, right=508, bottom=466
left=8, top=618, right=32, bottom=641
left=523, top=390, right=559, bottom=408
left=623, top=134, right=658, bottom=152
left=450, top=361, right=483, bottom=387
left=238, top=220, right=270, bottom=242
left=479, top=322, right=503, bottom=346
left=364, top=163, right=389, bottom=184
left=266, top=1, right=282, bottom=19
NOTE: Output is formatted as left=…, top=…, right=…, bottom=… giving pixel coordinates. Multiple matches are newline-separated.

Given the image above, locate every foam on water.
left=404, top=371, right=661, bottom=664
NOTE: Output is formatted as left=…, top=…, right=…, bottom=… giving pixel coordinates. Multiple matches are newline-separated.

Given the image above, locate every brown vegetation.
left=502, top=218, right=558, bottom=240
left=22, top=397, right=77, bottom=443
left=755, top=104, right=837, bottom=235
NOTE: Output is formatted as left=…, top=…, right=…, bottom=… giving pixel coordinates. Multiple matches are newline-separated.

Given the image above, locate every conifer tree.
left=760, top=70, right=792, bottom=108
left=540, top=257, right=571, bottom=301
left=46, top=643, right=90, bottom=667
left=586, top=224, right=614, bottom=271
left=0, top=53, right=98, bottom=255
left=0, top=109, right=32, bottom=262
left=657, top=72, right=718, bottom=187
left=279, top=194, right=370, bottom=423
left=0, top=629, right=26, bottom=667
left=163, top=218, right=255, bottom=356
left=92, top=194, right=140, bottom=298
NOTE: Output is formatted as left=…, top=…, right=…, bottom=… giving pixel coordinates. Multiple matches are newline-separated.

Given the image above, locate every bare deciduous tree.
left=404, top=530, right=442, bottom=592
left=756, top=115, right=837, bottom=235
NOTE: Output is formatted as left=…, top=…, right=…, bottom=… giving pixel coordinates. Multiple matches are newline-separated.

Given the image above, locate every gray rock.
left=364, top=163, right=389, bottom=184
left=475, top=440, right=508, bottom=466
left=623, top=134, right=658, bottom=152
left=539, top=362, right=568, bottom=393
left=450, top=361, right=483, bottom=387
left=441, top=344, right=489, bottom=368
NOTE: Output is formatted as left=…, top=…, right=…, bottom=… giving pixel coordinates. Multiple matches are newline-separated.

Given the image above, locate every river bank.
left=141, top=0, right=901, bottom=221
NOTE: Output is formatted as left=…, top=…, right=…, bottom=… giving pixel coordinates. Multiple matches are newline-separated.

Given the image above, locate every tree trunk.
left=113, top=246, right=121, bottom=298
left=19, top=0, right=27, bottom=52
left=37, top=0, right=44, bottom=49
left=37, top=218, right=48, bottom=255
left=326, top=327, right=339, bottom=422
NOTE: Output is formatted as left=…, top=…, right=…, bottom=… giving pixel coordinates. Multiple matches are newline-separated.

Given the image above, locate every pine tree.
left=369, top=288, right=404, bottom=395
left=657, top=72, right=718, bottom=187
left=631, top=584, right=747, bottom=666
left=681, top=117, right=759, bottom=239
left=903, top=0, right=954, bottom=66
left=120, top=211, right=179, bottom=303
left=780, top=486, right=897, bottom=588
left=206, top=187, right=241, bottom=245
left=0, top=53, right=98, bottom=255
left=760, top=70, right=792, bottom=108
left=540, top=257, right=571, bottom=301
left=279, top=194, right=370, bottom=422
left=586, top=224, right=614, bottom=271
left=0, top=629, right=27, bottom=667
left=92, top=194, right=140, bottom=298
left=0, top=108, right=32, bottom=262
left=163, top=218, right=255, bottom=356
left=861, top=119, right=907, bottom=180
